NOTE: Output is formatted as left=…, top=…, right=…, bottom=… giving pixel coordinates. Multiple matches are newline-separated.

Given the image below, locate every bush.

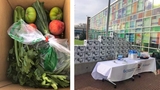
left=79, top=30, right=86, bottom=40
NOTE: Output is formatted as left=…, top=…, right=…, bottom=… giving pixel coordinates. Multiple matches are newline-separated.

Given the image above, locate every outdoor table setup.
left=91, top=57, right=156, bottom=88
left=126, top=57, right=156, bottom=75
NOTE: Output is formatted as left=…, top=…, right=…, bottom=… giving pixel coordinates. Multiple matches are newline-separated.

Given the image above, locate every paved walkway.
left=75, top=72, right=160, bottom=90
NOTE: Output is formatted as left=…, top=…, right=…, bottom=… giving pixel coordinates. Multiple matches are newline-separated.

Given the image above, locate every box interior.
left=0, top=0, right=70, bottom=89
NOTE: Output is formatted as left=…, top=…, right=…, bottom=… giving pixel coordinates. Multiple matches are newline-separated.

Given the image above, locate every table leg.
left=102, top=79, right=117, bottom=88
left=131, top=77, right=134, bottom=81
left=138, top=74, right=141, bottom=78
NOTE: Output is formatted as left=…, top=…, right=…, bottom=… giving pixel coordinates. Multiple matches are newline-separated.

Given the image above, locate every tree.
left=79, top=29, right=86, bottom=40
left=74, top=23, right=86, bottom=29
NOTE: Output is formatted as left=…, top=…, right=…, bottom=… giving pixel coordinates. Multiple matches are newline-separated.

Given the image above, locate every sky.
left=74, top=0, right=116, bottom=25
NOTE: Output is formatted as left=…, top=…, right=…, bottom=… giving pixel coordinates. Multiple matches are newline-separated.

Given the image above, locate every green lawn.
left=74, top=39, right=84, bottom=45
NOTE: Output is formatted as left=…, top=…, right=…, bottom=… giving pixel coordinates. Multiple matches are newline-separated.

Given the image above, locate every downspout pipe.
left=106, top=0, right=111, bottom=35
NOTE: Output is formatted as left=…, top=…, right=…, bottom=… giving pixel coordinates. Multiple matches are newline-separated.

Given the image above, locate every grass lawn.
left=74, top=39, right=84, bottom=45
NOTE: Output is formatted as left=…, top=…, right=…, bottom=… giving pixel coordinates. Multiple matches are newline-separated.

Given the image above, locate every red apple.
left=49, top=20, right=64, bottom=35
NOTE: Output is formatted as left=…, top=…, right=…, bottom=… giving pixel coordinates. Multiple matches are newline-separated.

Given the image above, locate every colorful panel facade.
left=89, top=0, right=160, bottom=53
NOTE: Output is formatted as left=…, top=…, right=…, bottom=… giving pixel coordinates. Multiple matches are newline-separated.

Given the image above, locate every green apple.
left=49, top=7, right=63, bottom=21
left=25, top=7, right=36, bottom=23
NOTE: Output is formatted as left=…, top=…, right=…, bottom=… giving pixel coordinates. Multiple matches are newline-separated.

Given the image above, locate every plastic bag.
left=8, top=19, right=70, bottom=55
left=8, top=19, right=70, bottom=72
left=8, top=19, right=45, bottom=44
left=34, top=41, right=57, bottom=72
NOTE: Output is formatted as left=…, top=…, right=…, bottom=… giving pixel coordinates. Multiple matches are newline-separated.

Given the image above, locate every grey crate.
left=92, top=56, right=100, bottom=61
left=99, top=46, right=106, bottom=51
left=75, top=52, right=85, bottom=58
left=74, top=52, right=77, bottom=57
left=93, top=40, right=100, bottom=46
left=106, top=42, right=112, bottom=46
left=74, top=46, right=78, bottom=52
left=85, top=46, right=93, bottom=51
left=98, top=35, right=107, bottom=41
left=84, top=51, right=92, bottom=57
left=100, top=51, right=106, bottom=56
left=99, top=41, right=107, bottom=46
left=84, top=40, right=94, bottom=46
left=84, top=57, right=93, bottom=62
left=92, top=46, right=100, bottom=51
left=99, top=56, right=106, bottom=61
left=77, top=46, right=86, bottom=52
left=75, top=58, right=84, bottom=64
left=92, top=51, right=100, bottom=56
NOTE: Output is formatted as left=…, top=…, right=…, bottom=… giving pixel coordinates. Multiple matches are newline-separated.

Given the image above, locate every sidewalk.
left=75, top=72, right=160, bottom=90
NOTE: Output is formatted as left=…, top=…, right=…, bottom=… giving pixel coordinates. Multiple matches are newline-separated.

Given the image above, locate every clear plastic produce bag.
left=8, top=19, right=70, bottom=55
left=7, top=19, right=70, bottom=72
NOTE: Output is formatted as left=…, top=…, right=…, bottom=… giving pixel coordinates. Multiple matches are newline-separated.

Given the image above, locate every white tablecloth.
left=91, top=57, right=156, bottom=82
left=124, top=57, right=156, bottom=75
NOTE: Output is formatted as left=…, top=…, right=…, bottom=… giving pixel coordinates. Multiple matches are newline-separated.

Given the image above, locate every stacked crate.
left=74, top=45, right=86, bottom=64
left=74, top=32, right=140, bottom=64
left=84, top=40, right=101, bottom=62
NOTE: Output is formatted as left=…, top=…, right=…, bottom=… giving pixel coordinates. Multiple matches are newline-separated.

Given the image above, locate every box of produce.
left=0, top=0, right=70, bottom=89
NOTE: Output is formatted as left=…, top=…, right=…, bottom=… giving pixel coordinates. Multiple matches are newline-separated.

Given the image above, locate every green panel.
left=151, top=26, right=160, bottom=32
left=125, top=22, right=130, bottom=29
left=138, top=0, right=144, bottom=12
left=144, top=17, right=151, bottom=27
left=142, top=33, right=150, bottom=47
left=125, top=29, right=129, bottom=33
left=141, top=47, right=148, bottom=52
left=127, top=0, right=132, bottom=5
left=149, top=48, right=158, bottom=54
left=126, top=5, right=132, bottom=15
left=119, top=0, right=122, bottom=9
left=119, top=33, right=125, bottom=38
left=143, top=28, right=150, bottom=32
left=110, top=6, right=113, bottom=13
left=115, top=11, right=118, bottom=20
left=109, top=14, right=112, bottom=21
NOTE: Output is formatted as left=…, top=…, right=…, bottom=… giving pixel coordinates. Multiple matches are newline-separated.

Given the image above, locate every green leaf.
left=19, top=75, right=25, bottom=85
left=50, top=75, right=69, bottom=88
left=34, top=68, right=43, bottom=81
left=27, top=49, right=38, bottom=60
left=21, top=55, right=34, bottom=74
left=40, top=47, right=57, bottom=72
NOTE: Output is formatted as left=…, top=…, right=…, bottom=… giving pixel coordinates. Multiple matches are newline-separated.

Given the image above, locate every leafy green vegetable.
left=33, top=0, right=50, bottom=35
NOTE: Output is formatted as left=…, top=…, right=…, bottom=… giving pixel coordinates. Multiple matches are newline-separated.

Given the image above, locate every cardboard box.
left=0, top=0, right=70, bottom=89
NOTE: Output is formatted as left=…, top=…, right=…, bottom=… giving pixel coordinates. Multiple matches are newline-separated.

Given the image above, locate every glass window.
left=149, top=32, right=160, bottom=48
left=135, top=33, right=142, bottom=45
left=142, top=33, right=150, bottom=47
left=138, top=0, right=144, bottom=12
left=127, top=5, right=132, bottom=15
left=144, top=17, right=151, bottom=27
left=153, top=0, right=160, bottom=8
left=145, top=0, right=152, bottom=10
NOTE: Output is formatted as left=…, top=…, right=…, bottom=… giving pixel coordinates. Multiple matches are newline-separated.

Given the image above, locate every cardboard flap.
left=8, top=0, right=65, bottom=10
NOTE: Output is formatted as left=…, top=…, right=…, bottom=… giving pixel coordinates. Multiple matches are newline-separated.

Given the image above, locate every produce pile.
left=7, top=0, right=70, bottom=89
